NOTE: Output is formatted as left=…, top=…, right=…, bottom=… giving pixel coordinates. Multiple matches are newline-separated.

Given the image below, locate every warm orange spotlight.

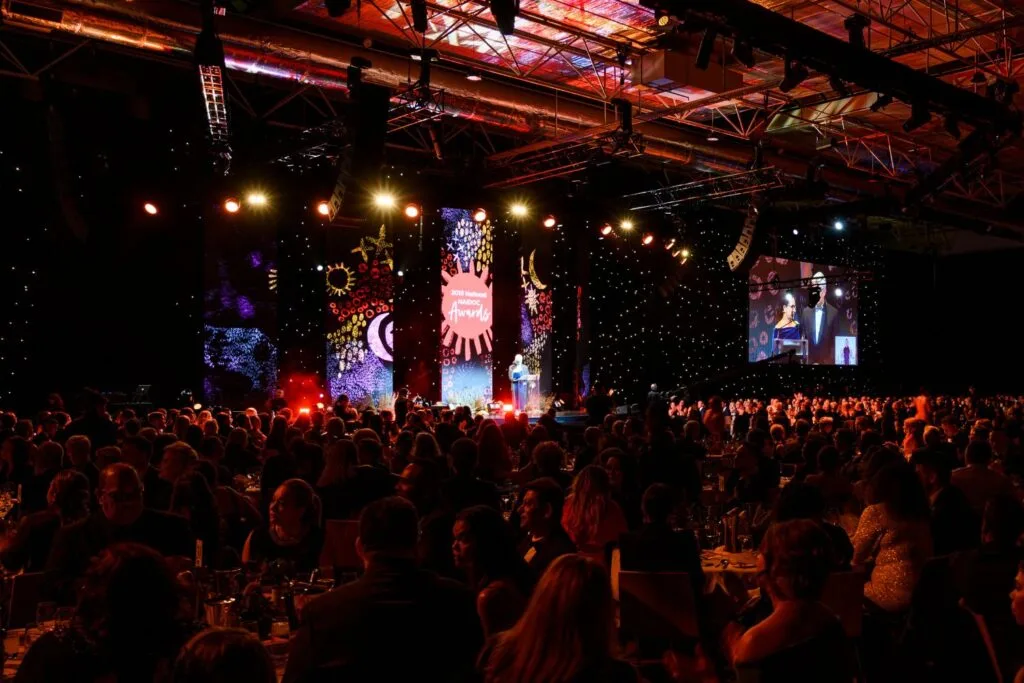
left=224, top=198, right=241, bottom=213
left=143, top=202, right=158, bottom=216
left=600, top=223, right=614, bottom=236
left=642, top=232, right=655, bottom=246
left=404, top=203, right=421, bottom=219
left=542, top=215, right=557, bottom=229
left=473, top=208, right=487, bottom=222
left=316, top=201, right=331, bottom=216
left=299, top=407, right=311, bottom=415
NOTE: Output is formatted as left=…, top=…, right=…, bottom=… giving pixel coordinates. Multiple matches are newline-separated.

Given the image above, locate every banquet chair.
left=6, top=572, right=46, bottom=629
left=318, top=519, right=362, bottom=573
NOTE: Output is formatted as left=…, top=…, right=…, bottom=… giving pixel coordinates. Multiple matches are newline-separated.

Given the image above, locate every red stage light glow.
left=542, top=215, right=556, bottom=229
left=316, top=201, right=331, bottom=216
left=642, top=232, right=655, bottom=246
left=600, top=223, right=614, bottom=236
left=404, top=203, right=421, bottom=219
left=503, top=403, right=513, bottom=412
left=224, top=198, right=241, bottom=213
left=472, top=208, right=487, bottom=222
left=144, top=202, right=158, bottom=215
left=299, top=407, right=311, bottom=415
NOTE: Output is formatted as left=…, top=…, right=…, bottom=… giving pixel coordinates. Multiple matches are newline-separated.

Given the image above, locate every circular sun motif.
left=326, top=263, right=355, bottom=297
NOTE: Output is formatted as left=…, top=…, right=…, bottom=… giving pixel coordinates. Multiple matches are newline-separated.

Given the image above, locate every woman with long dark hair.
left=481, top=554, right=636, bottom=683
left=173, top=628, right=275, bottom=683
left=452, top=505, right=534, bottom=636
left=242, top=478, right=324, bottom=575
left=15, top=543, right=190, bottom=683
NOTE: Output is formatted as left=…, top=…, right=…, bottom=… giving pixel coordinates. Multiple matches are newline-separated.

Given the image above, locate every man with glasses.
left=45, top=463, right=193, bottom=600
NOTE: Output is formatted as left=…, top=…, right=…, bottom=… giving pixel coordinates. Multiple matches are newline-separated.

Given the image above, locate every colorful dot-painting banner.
left=441, top=208, right=493, bottom=406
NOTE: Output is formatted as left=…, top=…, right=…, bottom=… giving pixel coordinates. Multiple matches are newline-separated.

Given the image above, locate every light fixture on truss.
left=195, top=0, right=231, bottom=173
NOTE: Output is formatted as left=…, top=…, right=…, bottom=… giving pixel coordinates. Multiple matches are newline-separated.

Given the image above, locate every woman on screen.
left=772, top=294, right=802, bottom=346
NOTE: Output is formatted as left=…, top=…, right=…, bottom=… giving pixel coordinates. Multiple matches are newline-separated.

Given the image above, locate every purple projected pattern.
left=203, top=325, right=278, bottom=403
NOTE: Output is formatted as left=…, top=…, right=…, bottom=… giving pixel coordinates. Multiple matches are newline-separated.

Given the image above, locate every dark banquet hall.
left=2, top=0, right=1024, bottom=681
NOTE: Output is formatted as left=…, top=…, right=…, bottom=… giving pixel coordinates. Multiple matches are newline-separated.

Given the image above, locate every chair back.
left=318, top=519, right=362, bottom=570
left=960, top=600, right=1004, bottom=683
left=618, top=571, right=699, bottom=640
left=7, top=572, right=47, bottom=629
left=820, top=571, right=864, bottom=638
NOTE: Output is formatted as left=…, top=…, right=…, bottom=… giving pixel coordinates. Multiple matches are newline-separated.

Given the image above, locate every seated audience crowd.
left=0, top=387, right=1020, bottom=682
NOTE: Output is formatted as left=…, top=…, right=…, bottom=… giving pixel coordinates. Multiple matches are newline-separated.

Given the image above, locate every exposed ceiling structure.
left=2, top=0, right=1024, bottom=250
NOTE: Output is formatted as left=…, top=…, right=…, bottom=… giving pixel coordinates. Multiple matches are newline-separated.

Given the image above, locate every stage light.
left=681, top=248, right=691, bottom=258
left=642, top=232, right=655, bottom=246
left=502, top=403, right=514, bottom=413
left=299, top=407, right=311, bottom=415
left=316, top=402, right=325, bottom=410
left=316, top=265, right=324, bottom=272
left=509, top=202, right=529, bottom=218
left=316, top=201, right=331, bottom=216
left=193, top=403, right=203, bottom=411
left=224, top=198, right=241, bottom=213
left=732, top=40, right=755, bottom=68
left=373, top=192, right=397, bottom=209
left=779, top=59, right=809, bottom=93
left=620, top=219, right=634, bottom=231
left=600, top=223, right=614, bottom=236
left=143, top=202, right=158, bottom=215
left=247, top=192, right=268, bottom=207
left=834, top=287, right=844, bottom=298
left=404, top=203, right=421, bottom=219
left=490, top=0, right=518, bottom=35
left=473, top=208, right=487, bottom=222
left=664, top=238, right=676, bottom=251
left=829, top=75, right=850, bottom=97
left=695, top=28, right=718, bottom=70
left=792, top=228, right=799, bottom=235
left=844, top=13, right=869, bottom=49
left=542, top=215, right=557, bottom=229
left=465, top=70, right=483, bottom=82
left=655, top=9, right=671, bottom=27
left=870, top=93, right=893, bottom=112
left=902, top=100, right=931, bottom=132
left=411, top=0, right=427, bottom=32
left=833, top=220, right=845, bottom=231
left=944, top=115, right=961, bottom=140
left=397, top=270, right=405, bottom=277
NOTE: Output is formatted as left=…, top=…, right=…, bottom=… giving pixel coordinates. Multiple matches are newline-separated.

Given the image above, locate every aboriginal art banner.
left=203, top=219, right=278, bottom=406
left=441, top=208, right=494, bottom=406
left=325, top=223, right=395, bottom=406
left=519, top=237, right=553, bottom=404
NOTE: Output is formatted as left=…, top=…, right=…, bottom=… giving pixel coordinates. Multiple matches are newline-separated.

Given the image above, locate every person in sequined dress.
left=851, top=462, right=933, bottom=612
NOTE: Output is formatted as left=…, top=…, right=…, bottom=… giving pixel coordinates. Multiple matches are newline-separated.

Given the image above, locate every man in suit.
left=284, top=497, right=482, bottom=683
left=951, top=440, right=1016, bottom=517
left=912, top=449, right=979, bottom=555
left=517, top=477, right=576, bottom=579
left=798, top=271, right=838, bottom=365
left=45, top=463, right=194, bottom=601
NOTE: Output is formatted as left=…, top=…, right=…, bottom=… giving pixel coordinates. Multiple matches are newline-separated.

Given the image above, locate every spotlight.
left=316, top=265, right=324, bottom=272
left=944, top=115, right=961, bottom=140
left=489, top=0, right=518, bottom=35
left=620, top=219, right=634, bottom=231
left=902, top=100, right=931, bottom=132
left=600, top=223, right=614, bottom=236
left=695, top=28, right=718, bottom=70
left=473, top=208, right=487, bottom=222
left=642, top=232, right=655, bottom=246
left=732, top=40, right=755, bottom=68
left=316, top=201, right=331, bottom=217
left=829, top=75, right=850, bottom=97
left=833, top=220, right=845, bottom=231
left=193, top=403, right=203, bottom=411
left=707, top=130, right=720, bottom=143
left=869, top=93, right=893, bottom=112
left=655, top=9, right=671, bottom=27
left=680, top=248, right=691, bottom=259
left=411, top=0, right=427, bottom=33
left=404, top=203, right=421, bottom=219
left=792, top=228, right=799, bottom=235
left=224, top=198, right=241, bottom=213
left=143, top=202, right=158, bottom=215
left=246, top=192, right=268, bottom=207
left=397, top=270, right=405, bottom=277
left=664, top=238, right=676, bottom=251
left=844, top=13, right=870, bottom=50
left=316, top=402, right=325, bottom=410
left=465, top=70, right=483, bottom=82
left=779, top=59, right=809, bottom=93
left=834, top=287, right=844, bottom=297
left=373, top=192, right=397, bottom=209
left=509, top=202, right=529, bottom=218
left=542, top=215, right=557, bottom=229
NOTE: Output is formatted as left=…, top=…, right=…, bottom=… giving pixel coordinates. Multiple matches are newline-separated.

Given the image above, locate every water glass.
left=35, top=603, right=57, bottom=633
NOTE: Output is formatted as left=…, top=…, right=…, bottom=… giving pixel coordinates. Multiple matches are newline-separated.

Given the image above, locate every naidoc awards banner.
left=325, top=224, right=395, bottom=405
left=440, top=208, right=493, bottom=406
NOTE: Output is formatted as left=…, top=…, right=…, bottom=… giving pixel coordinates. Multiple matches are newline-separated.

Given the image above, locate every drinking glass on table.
left=737, top=534, right=754, bottom=553
left=35, top=603, right=57, bottom=633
